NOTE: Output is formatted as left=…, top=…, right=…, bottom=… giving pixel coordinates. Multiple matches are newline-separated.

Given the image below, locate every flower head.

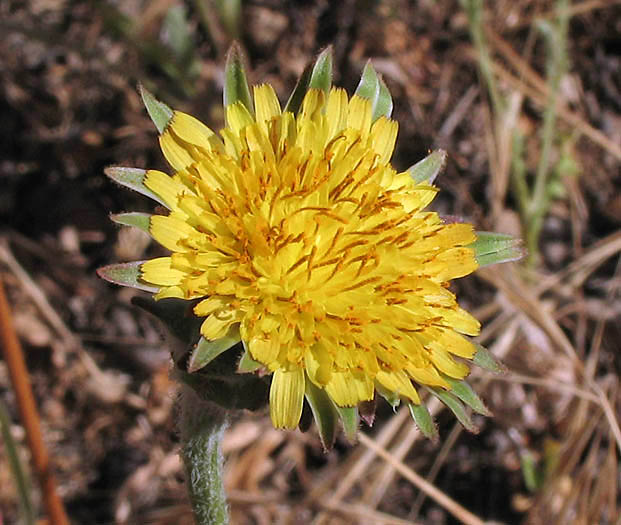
left=100, top=46, right=521, bottom=443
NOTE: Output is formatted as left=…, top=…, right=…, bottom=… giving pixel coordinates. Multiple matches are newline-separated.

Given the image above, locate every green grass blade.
left=0, top=400, right=35, bottom=525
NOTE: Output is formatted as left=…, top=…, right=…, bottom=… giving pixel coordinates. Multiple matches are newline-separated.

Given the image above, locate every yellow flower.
left=138, top=83, right=480, bottom=429
left=100, top=48, right=521, bottom=439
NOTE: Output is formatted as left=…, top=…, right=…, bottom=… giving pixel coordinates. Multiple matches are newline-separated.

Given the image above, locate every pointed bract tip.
left=104, top=166, right=146, bottom=180
left=187, top=334, right=240, bottom=373
left=223, top=41, right=254, bottom=114
left=109, top=212, right=151, bottom=233
left=308, top=46, right=333, bottom=93
left=407, top=149, right=448, bottom=185
left=96, top=262, right=159, bottom=293
left=408, top=402, right=439, bottom=443
left=472, top=232, right=526, bottom=267
left=317, top=45, right=333, bottom=58
left=138, top=83, right=174, bottom=134
left=473, top=343, right=507, bottom=374
left=103, top=167, right=168, bottom=208
left=225, top=40, right=243, bottom=61
left=335, top=405, right=359, bottom=444
left=359, top=399, right=377, bottom=427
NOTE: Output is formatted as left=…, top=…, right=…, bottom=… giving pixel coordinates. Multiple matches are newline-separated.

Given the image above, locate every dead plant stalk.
left=0, top=278, right=69, bottom=525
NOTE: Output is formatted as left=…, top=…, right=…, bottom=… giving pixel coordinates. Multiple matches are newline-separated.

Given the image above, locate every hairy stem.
left=180, top=385, right=229, bottom=525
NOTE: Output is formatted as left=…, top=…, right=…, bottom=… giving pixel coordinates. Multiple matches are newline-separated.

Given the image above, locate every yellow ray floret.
left=139, top=85, right=481, bottom=429
left=159, top=112, right=219, bottom=171
left=270, top=368, right=305, bottom=429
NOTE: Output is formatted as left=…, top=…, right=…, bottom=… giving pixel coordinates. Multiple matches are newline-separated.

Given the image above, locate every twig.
left=317, top=406, right=410, bottom=505
left=0, top=241, right=110, bottom=391
left=0, top=278, right=69, bottom=525
left=511, top=0, right=621, bottom=31
left=358, top=433, right=485, bottom=525
left=463, top=47, right=621, bottom=160
left=535, top=231, right=621, bottom=293
left=480, top=266, right=621, bottom=455
left=483, top=371, right=599, bottom=403
left=0, top=242, right=75, bottom=347
left=309, top=406, right=413, bottom=525
left=437, top=85, right=479, bottom=140
left=410, top=422, right=463, bottom=518
left=364, top=404, right=432, bottom=508
left=318, top=500, right=421, bottom=525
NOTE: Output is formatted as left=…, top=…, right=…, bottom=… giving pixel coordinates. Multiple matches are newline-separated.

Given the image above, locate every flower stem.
left=180, top=385, right=229, bottom=525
